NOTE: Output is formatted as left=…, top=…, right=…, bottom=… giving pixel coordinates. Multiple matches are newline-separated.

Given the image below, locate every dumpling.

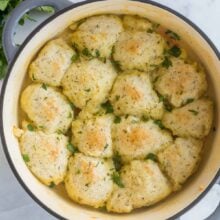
left=162, top=99, right=213, bottom=138
left=72, top=115, right=113, bottom=158
left=71, top=15, right=123, bottom=58
left=155, top=58, right=207, bottom=107
left=61, top=59, right=117, bottom=110
left=29, top=38, right=74, bottom=86
left=65, top=153, right=114, bottom=208
left=21, top=84, right=73, bottom=134
left=109, top=70, right=164, bottom=119
left=112, top=116, right=173, bottom=162
left=106, top=160, right=172, bottom=213
left=122, top=15, right=153, bottom=31
left=113, top=31, right=165, bottom=71
left=19, top=130, right=70, bottom=186
left=158, top=137, right=203, bottom=191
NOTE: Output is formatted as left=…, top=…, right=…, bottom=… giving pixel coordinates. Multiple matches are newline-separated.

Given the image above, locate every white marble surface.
left=1, top=0, right=220, bottom=219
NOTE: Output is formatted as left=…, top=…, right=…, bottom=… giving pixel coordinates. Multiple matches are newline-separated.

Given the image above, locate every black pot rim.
left=0, top=0, right=219, bottom=219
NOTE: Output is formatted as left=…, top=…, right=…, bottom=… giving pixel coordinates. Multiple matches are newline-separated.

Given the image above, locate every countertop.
left=0, top=0, right=220, bottom=219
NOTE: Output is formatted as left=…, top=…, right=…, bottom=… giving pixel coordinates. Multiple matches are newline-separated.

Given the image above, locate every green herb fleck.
left=19, top=13, right=36, bottom=26
left=98, top=206, right=107, bottom=212
left=84, top=88, right=91, bottom=92
left=113, top=152, right=122, bottom=171
left=68, top=112, right=72, bottom=118
left=101, top=101, right=114, bottom=114
left=153, top=120, right=165, bottom=129
left=67, top=143, right=78, bottom=154
left=115, top=95, right=120, bottom=101
left=142, top=116, right=149, bottom=122
left=41, top=83, right=47, bottom=90
left=184, top=98, right=194, bottom=105
left=147, top=29, right=154, bottom=33
left=69, top=102, right=75, bottom=110
left=82, top=48, right=92, bottom=57
left=71, top=53, right=79, bottom=62
left=56, top=129, right=63, bottom=134
left=49, top=182, right=55, bottom=188
left=104, top=144, right=109, bottom=150
left=22, top=154, right=30, bottom=163
left=95, top=50, right=100, bottom=58
left=145, top=153, right=158, bottom=162
left=188, top=109, right=199, bottom=115
left=27, top=124, right=35, bottom=131
left=168, top=45, right=181, bottom=57
left=162, top=56, right=172, bottom=69
left=165, top=30, right=180, bottom=40
left=38, top=6, right=54, bottom=13
left=159, top=95, right=172, bottom=112
left=111, top=172, right=124, bottom=188
left=114, top=116, right=121, bottom=124
left=76, top=169, right=81, bottom=174
left=32, top=74, right=36, bottom=81
left=111, top=60, right=121, bottom=71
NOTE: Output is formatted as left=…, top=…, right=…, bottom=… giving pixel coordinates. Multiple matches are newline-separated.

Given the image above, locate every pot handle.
left=2, top=0, right=72, bottom=63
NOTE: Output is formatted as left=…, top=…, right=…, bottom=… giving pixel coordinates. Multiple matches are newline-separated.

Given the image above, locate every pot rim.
left=0, top=0, right=219, bottom=219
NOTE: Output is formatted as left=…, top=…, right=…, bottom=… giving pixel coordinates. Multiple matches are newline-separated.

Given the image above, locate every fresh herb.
left=82, top=48, right=92, bottom=57
left=19, top=13, right=36, bottom=26
left=0, top=0, right=9, bottom=11
left=142, top=116, right=149, bottom=122
left=111, top=59, right=121, bottom=71
left=159, top=95, right=172, bottom=112
left=165, top=30, right=180, bottom=40
left=188, top=109, right=199, bottom=116
left=67, top=143, right=78, bottom=154
left=84, top=88, right=91, bottom=92
left=69, top=102, right=75, bottom=110
left=168, top=45, right=181, bottom=57
left=184, top=98, right=194, bottom=105
left=115, top=95, right=120, bottom=101
left=111, top=172, right=124, bottom=188
left=41, top=83, right=47, bottom=90
left=71, top=53, right=79, bottom=62
left=49, top=181, right=55, bottom=188
left=22, top=154, right=30, bottom=162
left=76, top=169, right=81, bottom=174
left=56, top=129, right=64, bottom=134
left=145, top=153, right=158, bottom=162
left=68, top=112, right=72, bottom=118
left=113, top=152, right=122, bottom=171
left=101, top=101, right=114, bottom=113
left=147, top=29, right=154, bottom=33
left=95, top=49, right=100, bottom=58
left=162, top=56, right=172, bottom=69
left=104, top=144, right=109, bottom=150
left=111, top=46, right=115, bottom=57
left=153, top=120, right=165, bottom=129
left=27, top=124, right=35, bottom=131
left=37, top=6, right=54, bottom=13
left=152, top=22, right=160, bottom=30
left=98, top=206, right=107, bottom=212
left=114, top=116, right=121, bottom=124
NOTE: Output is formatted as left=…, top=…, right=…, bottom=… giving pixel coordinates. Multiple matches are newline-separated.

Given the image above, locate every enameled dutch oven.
left=1, top=0, right=220, bottom=219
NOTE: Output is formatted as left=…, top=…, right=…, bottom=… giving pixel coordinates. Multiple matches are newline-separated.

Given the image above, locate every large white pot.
left=1, top=0, right=220, bottom=219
